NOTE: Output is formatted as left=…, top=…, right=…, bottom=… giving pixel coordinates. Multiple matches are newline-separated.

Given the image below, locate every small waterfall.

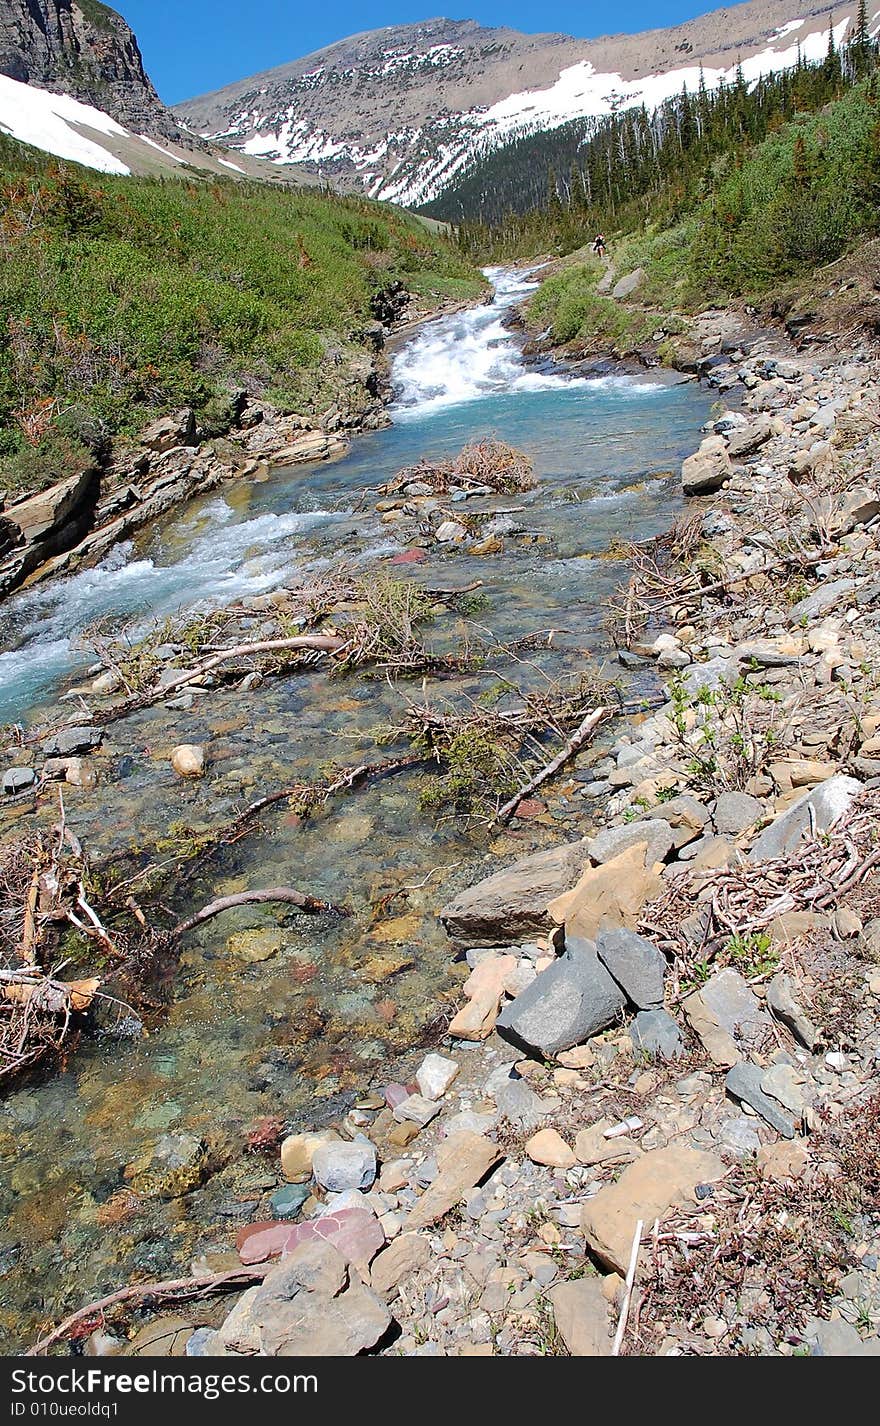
left=391, top=267, right=585, bottom=417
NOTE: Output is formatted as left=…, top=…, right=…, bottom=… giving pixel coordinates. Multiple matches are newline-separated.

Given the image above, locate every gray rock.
left=716, top=1116, right=762, bottom=1158
left=766, top=973, right=819, bottom=1051
left=748, top=775, right=862, bottom=862
left=596, top=927, right=666, bottom=1009
left=679, top=656, right=736, bottom=697
left=2, top=767, right=35, bottom=794
left=682, top=435, right=731, bottom=495
left=496, top=939, right=626, bottom=1056
left=712, top=790, right=764, bottom=836
left=803, top=1317, right=871, bottom=1356
left=724, top=1063, right=797, bottom=1138
left=611, top=266, right=646, bottom=300
left=589, top=819, right=674, bottom=868
left=726, top=415, right=773, bottom=459
left=185, top=1327, right=221, bottom=1356
left=41, top=725, right=102, bottom=757
left=439, top=840, right=588, bottom=945
left=699, top=967, right=773, bottom=1046
left=789, top=579, right=857, bottom=622
left=311, top=1139, right=377, bottom=1193
left=630, top=1009, right=684, bottom=1059
left=493, top=1078, right=547, bottom=1129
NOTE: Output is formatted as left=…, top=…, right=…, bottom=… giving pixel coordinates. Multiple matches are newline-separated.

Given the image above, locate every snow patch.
left=139, top=134, right=187, bottom=164
left=0, top=74, right=131, bottom=174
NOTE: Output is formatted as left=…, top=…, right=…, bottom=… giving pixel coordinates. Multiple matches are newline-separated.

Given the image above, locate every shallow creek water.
left=0, top=269, right=712, bottom=1347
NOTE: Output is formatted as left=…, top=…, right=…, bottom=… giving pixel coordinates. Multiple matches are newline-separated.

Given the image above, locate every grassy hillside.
left=0, top=135, right=482, bottom=493
left=524, top=77, right=880, bottom=354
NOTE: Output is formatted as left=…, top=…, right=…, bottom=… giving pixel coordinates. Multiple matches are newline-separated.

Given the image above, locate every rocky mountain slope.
left=0, top=0, right=176, bottom=138
left=176, top=2, right=859, bottom=207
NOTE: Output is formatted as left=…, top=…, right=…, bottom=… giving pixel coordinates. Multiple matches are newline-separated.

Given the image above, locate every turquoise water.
left=0, top=269, right=713, bottom=1348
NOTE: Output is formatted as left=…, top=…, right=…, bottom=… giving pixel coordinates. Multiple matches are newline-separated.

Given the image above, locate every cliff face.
left=0, top=0, right=178, bottom=138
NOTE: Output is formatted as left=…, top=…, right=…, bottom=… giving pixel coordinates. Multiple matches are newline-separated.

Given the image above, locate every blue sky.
left=121, top=1, right=723, bottom=103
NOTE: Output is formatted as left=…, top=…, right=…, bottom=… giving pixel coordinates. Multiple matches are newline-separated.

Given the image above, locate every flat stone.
left=712, top=791, right=764, bottom=836
left=406, top=1132, right=502, bottom=1230
left=749, top=775, right=862, bottom=862
left=716, top=1116, right=761, bottom=1158
left=392, top=1094, right=441, bottom=1128
left=525, top=1128, right=576, bottom=1169
left=789, top=580, right=857, bottom=622
left=630, top=1008, right=684, bottom=1060
left=724, top=1063, right=797, bottom=1138
left=125, top=1316, right=192, bottom=1357
left=696, top=967, right=773, bottom=1046
left=493, top=1077, right=546, bottom=1129
left=41, top=725, right=102, bottom=757
left=549, top=1278, right=613, bottom=1355
left=496, top=940, right=626, bottom=1056
left=2, top=767, right=35, bottom=794
left=548, top=842, right=664, bottom=941
left=760, top=1063, right=811, bottom=1114
left=588, top=819, right=674, bottom=868
left=596, top=927, right=666, bottom=1009
left=766, top=972, right=820, bottom=1051
left=581, top=1147, right=725, bottom=1273
left=312, top=1139, right=377, bottom=1193
left=757, top=1141, right=809, bottom=1181
left=575, top=1120, right=641, bottom=1166
left=439, top=841, right=588, bottom=945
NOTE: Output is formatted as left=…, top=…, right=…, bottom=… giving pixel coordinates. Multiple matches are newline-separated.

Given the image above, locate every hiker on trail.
left=592, top=233, right=607, bottom=257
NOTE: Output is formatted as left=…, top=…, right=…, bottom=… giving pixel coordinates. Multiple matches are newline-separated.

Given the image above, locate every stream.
left=0, top=267, right=713, bottom=1348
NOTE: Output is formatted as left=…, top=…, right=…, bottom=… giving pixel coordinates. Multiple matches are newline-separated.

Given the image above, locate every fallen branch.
left=493, top=706, right=610, bottom=824
left=171, top=886, right=341, bottom=940
left=27, top=1267, right=270, bottom=1356
left=612, top=1217, right=644, bottom=1356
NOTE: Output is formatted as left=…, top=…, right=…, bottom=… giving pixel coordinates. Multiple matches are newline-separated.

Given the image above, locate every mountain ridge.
left=175, top=3, right=858, bottom=207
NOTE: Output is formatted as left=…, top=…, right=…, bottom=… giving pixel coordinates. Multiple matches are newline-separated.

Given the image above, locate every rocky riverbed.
left=8, top=292, right=880, bottom=1358
left=125, top=329, right=880, bottom=1361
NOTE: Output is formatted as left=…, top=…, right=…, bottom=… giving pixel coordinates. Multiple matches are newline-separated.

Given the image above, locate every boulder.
left=1, top=468, right=97, bottom=545
left=766, top=972, right=819, bottom=1051
left=142, top=409, right=196, bottom=452
left=447, top=952, right=517, bottom=1040
left=496, top=939, right=626, bottom=1056
left=712, top=791, right=764, bottom=836
left=748, top=775, right=862, bottom=862
left=725, top=415, right=773, bottom=459
left=370, top=1233, right=431, bottom=1299
left=581, top=1146, right=725, bottom=1273
left=831, top=484, right=880, bottom=536
left=547, top=842, right=663, bottom=941
left=439, top=840, right=588, bottom=944
left=525, top=1128, right=576, bottom=1169
left=2, top=767, right=35, bottom=794
left=415, top=1052, right=459, bottom=1101
left=611, top=266, right=646, bottom=300
left=596, top=927, right=666, bottom=1009
left=681, top=436, right=731, bottom=495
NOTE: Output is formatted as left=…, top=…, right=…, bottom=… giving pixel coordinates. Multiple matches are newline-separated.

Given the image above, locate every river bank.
left=71, top=326, right=880, bottom=1360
